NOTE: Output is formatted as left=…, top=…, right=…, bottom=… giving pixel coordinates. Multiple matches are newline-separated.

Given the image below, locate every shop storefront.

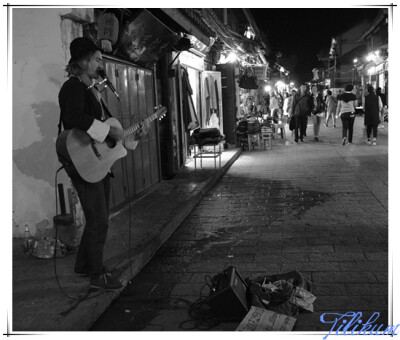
left=169, top=49, right=223, bottom=167
left=360, top=56, right=388, bottom=106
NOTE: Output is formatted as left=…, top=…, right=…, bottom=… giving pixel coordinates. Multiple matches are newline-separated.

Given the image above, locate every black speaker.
left=205, top=266, right=249, bottom=320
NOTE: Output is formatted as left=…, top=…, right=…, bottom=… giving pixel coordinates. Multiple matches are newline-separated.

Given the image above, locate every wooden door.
left=102, top=57, right=160, bottom=210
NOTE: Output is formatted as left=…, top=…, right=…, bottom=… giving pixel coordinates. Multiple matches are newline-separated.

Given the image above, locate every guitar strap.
left=57, top=112, right=63, bottom=136
left=99, top=96, right=113, bottom=120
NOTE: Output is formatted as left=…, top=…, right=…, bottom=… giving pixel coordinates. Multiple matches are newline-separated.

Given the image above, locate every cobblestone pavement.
left=91, top=117, right=388, bottom=332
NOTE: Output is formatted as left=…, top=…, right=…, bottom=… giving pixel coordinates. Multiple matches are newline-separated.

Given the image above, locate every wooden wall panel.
left=102, top=57, right=160, bottom=210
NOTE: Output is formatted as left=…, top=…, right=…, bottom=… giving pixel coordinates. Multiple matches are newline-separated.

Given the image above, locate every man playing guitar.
left=58, top=37, right=146, bottom=290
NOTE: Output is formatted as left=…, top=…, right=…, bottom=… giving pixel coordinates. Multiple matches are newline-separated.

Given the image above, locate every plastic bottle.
left=23, top=224, right=34, bottom=253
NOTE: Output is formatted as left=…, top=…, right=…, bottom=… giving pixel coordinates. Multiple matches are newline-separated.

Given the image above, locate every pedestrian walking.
left=376, top=87, right=386, bottom=129
left=364, top=85, right=383, bottom=146
left=282, top=92, right=290, bottom=122
left=308, top=84, right=325, bottom=142
left=286, top=89, right=296, bottom=135
left=290, top=84, right=310, bottom=143
left=336, top=84, right=357, bottom=145
left=324, top=90, right=337, bottom=128
left=269, top=91, right=280, bottom=121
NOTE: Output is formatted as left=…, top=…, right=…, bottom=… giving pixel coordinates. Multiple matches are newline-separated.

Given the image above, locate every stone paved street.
left=91, top=116, right=388, bottom=332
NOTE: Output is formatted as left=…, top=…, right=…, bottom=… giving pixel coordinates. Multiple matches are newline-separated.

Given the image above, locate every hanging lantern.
left=97, top=13, right=119, bottom=52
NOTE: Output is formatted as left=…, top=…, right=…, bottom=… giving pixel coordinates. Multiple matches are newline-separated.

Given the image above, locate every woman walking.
left=336, top=84, right=357, bottom=145
left=364, top=85, right=383, bottom=146
left=308, top=84, right=325, bottom=142
left=324, top=90, right=337, bottom=128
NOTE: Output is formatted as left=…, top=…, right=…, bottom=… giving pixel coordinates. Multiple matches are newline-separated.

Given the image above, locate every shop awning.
left=200, top=9, right=267, bottom=65
left=160, top=8, right=212, bottom=46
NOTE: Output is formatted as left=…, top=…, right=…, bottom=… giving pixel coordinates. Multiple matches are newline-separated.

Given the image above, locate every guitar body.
left=57, top=117, right=127, bottom=183
left=56, top=106, right=166, bottom=183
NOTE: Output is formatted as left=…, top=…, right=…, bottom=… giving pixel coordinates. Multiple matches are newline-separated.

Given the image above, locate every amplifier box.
left=206, top=266, right=249, bottom=319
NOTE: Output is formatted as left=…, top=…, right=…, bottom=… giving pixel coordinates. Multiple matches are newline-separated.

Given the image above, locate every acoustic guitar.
left=56, top=106, right=166, bottom=183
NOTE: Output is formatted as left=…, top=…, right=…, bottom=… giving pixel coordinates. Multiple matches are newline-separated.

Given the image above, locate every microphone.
left=98, top=69, right=119, bottom=99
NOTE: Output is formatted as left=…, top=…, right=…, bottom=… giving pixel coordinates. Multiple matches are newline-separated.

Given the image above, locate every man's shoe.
left=314, top=137, right=319, bottom=142
left=372, top=138, right=377, bottom=146
left=90, top=273, right=122, bottom=290
left=75, top=268, right=89, bottom=276
left=324, top=123, right=328, bottom=127
left=366, top=138, right=371, bottom=145
left=75, top=266, right=107, bottom=276
left=342, top=137, right=347, bottom=145
left=333, top=125, right=336, bottom=128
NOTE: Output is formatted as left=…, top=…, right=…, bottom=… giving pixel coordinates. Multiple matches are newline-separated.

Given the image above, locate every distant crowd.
left=258, top=84, right=386, bottom=146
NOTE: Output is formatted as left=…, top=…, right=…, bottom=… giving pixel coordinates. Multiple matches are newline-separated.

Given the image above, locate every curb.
left=61, top=148, right=242, bottom=331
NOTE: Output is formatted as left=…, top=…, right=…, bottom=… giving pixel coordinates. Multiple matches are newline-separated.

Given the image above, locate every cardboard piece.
left=236, top=306, right=296, bottom=331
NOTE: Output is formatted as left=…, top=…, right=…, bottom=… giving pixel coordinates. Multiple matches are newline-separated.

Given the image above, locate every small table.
left=193, top=143, right=222, bottom=170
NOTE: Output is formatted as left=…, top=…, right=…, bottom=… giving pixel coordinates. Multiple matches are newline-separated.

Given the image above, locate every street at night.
left=8, top=3, right=395, bottom=336
left=90, top=116, right=388, bottom=331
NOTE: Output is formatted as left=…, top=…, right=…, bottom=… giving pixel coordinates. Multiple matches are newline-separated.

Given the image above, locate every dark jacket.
left=58, top=77, right=111, bottom=132
left=364, top=93, right=381, bottom=126
left=337, top=92, right=357, bottom=103
left=308, top=93, right=325, bottom=115
left=58, top=77, right=112, bottom=181
left=291, top=92, right=310, bottom=116
left=376, top=90, right=386, bottom=107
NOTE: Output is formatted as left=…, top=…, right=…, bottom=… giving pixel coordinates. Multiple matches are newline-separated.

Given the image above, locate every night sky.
left=250, top=8, right=381, bottom=84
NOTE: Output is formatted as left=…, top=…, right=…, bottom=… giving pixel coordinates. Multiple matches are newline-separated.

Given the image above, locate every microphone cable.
left=116, top=95, right=135, bottom=282
left=53, top=167, right=115, bottom=302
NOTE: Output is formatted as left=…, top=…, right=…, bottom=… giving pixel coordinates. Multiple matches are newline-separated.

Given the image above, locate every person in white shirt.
left=336, top=84, right=357, bottom=145
left=324, top=90, right=337, bottom=128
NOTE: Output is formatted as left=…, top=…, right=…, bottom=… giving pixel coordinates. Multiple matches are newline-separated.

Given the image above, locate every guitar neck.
left=122, top=113, right=157, bottom=139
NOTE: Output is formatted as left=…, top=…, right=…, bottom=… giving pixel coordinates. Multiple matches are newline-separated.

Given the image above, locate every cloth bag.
left=239, top=67, right=259, bottom=89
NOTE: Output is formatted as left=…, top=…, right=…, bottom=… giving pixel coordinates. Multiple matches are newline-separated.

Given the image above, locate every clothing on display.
left=181, top=67, right=199, bottom=131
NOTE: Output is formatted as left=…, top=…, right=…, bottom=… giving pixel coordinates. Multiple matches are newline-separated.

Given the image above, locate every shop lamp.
left=366, top=54, right=375, bottom=62
left=219, top=54, right=226, bottom=64
left=264, top=85, right=272, bottom=92
left=97, top=13, right=119, bottom=52
left=276, top=81, right=284, bottom=88
left=280, top=67, right=285, bottom=72
left=375, top=50, right=380, bottom=56
left=226, top=52, right=237, bottom=63
left=368, top=67, right=376, bottom=75
left=290, top=82, right=294, bottom=87
left=353, top=58, right=358, bottom=64
left=244, top=26, right=255, bottom=40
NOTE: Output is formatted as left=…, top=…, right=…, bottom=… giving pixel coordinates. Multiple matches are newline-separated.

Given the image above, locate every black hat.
left=69, top=37, right=100, bottom=63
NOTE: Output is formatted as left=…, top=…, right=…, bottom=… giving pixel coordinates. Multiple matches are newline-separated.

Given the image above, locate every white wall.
left=12, top=8, right=94, bottom=237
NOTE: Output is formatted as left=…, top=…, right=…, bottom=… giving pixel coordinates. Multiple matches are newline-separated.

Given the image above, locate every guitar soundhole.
left=105, top=136, right=117, bottom=148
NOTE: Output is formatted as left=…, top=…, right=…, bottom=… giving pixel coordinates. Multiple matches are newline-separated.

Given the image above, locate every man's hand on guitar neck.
left=108, top=125, right=124, bottom=141
left=133, top=120, right=151, bottom=140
